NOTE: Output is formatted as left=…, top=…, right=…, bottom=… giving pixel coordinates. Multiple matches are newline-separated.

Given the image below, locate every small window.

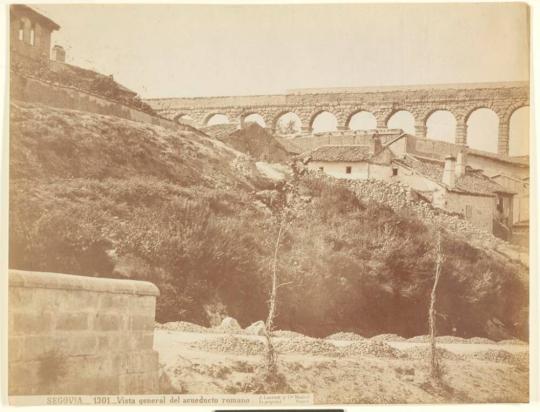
left=465, top=205, right=472, bottom=219
left=18, top=21, right=24, bottom=41
left=392, top=167, right=398, bottom=176
left=345, top=166, right=352, bottom=174
left=30, top=24, right=35, bottom=46
left=319, top=166, right=324, bottom=172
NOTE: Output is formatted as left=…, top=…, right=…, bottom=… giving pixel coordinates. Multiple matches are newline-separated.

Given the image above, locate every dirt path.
left=154, top=329, right=529, bottom=404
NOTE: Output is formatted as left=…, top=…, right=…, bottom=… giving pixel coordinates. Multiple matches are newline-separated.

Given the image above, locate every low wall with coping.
left=10, top=72, right=178, bottom=130
left=8, top=269, right=160, bottom=395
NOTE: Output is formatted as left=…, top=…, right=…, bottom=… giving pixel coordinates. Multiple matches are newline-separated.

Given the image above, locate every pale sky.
left=36, top=3, right=530, bottom=99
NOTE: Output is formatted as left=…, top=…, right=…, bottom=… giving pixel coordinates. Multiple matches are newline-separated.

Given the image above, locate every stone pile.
left=401, top=346, right=463, bottom=361
left=370, top=333, right=406, bottom=342
left=340, top=340, right=399, bottom=358
left=497, top=338, right=528, bottom=346
left=434, top=336, right=468, bottom=344
left=467, top=337, right=496, bottom=344
left=468, top=349, right=514, bottom=363
left=156, top=321, right=209, bottom=333
left=272, top=330, right=306, bottom=338
left=325, top=332, right=366, bottom=341
left=191, top=336, right=265, bottom=356
left=274, top=338, right=340, bottom=356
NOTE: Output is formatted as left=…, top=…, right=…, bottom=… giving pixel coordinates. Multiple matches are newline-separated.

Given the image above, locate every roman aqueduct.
left=146, top=82, right=529, bottom=156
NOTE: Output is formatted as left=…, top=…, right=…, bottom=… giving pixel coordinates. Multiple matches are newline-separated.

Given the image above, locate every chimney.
left=370, top=132, right=382, bottom=155
left=455, top=150, right=467, bottom=178
left=442, top=155, right=456, bottom=188
left=52, top=45, right=65, bottom=62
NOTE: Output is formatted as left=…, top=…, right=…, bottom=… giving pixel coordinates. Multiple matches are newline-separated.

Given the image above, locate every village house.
left=10, top=5, right=60, bottom=63
left=303, top=134, right=399, bottom=180
left=392, top=152, right=515, bottom=237
left=489, top=173, right=529, bottom=225
left=302, top=134, right=515, bottom=237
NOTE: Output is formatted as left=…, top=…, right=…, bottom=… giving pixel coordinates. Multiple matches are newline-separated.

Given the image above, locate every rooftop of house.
left=10, top=5, right=60, bottom=31
left=393, top=154, right=514, bottom=196
left=306, top=145, right=374, bottom=162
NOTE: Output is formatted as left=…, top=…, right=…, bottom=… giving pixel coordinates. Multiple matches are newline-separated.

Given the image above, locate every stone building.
left=489, top=174, right=529, bottom=225
left=392, top=152, right=515, bottom=237
left=303, top=134, right=397, bottom=180
left=10, top=5, right=60, bottom=62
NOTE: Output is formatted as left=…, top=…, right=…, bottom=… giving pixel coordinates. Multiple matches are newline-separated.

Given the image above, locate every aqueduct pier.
left=145, top=82, right=529, bottom=156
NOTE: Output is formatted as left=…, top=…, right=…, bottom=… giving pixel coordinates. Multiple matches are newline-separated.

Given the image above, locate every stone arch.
left=241, top=112, right=266, bottom=128
left=273, top=111, right=302, bottom=134
left=204, top=113, right=229, bottom=126
left=173, top=113, right=194, bottom=124
left=346, top=110, right=377, bottom=130
left=425, top=109, right=457, bottom=143
left=508, top=105, right=529, bottom=156
left=344, top=109, right=373, bottom=129
left=310, top=110, right=338, bottom=133
left=466, top=107, right=499, bottom=153
left=385, top=110, right=416, bottom=134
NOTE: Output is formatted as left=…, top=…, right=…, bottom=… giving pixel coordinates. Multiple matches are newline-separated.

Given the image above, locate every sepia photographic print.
left=2, top=1, right=537, bottom=408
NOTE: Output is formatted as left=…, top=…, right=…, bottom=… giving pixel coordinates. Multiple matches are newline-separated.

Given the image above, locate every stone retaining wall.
left=8, top=269, right=160, bottom=395
left=10, top=73, right=178, bottom=130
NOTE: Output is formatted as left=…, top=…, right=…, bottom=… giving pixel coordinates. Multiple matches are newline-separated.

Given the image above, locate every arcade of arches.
left=150, top=83, right=529, bottom=156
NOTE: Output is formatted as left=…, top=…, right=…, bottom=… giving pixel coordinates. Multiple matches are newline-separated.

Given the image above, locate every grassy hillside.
left=9, top=102, right=528, bottom=340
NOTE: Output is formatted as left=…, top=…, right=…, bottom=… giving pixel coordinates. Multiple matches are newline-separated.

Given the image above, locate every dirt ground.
left=154, top=329, right=529, bottom=404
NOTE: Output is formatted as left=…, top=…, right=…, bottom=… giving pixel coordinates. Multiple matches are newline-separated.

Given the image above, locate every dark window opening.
left=346, top=166, right=352, bottom=174
left=392, top=167, right=398, bottom=176
left=319, top=166, right=324, bottom=172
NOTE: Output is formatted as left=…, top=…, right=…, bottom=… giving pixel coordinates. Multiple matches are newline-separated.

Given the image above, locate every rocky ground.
left=154, top=321, right=529, bottom=404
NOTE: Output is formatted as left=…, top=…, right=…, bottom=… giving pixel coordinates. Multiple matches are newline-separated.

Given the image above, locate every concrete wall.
left=10, top=73, right=178, bottom=131
left=8, top=269, right=160, bottom=395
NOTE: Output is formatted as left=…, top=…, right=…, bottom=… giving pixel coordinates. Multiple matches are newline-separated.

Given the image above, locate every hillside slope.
left=9, top=102, right=528, bottom=340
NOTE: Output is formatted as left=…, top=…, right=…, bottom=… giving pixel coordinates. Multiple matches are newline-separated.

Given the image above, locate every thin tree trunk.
left=262, top=218, right=285, bottom=376
left=429, top=230, right=444, bottom=379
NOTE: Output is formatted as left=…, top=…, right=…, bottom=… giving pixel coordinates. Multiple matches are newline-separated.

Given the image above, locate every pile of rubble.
left=272, top=330, right=306, bottom=339
left=370, top=333, right=406, bottom=342
left=155, top=321, right=209, bottom=333
left=433, top=336, right=469, bottom=344
left=497, top=338, right=528, bottom=346
left=467, top=337, right=496, bottom=344
left=274, top=338, right=340, bottom=356
left=191, top=336, right=265, bottom=356
left=340, top=340, right=399, bottom=358
left=407, top=335, right=430, bottom=343
left=468, top=349, right=514, bottom=363
left=401, top=346, right=463, bottom=361
left=325, top=332, right=366, bottom=341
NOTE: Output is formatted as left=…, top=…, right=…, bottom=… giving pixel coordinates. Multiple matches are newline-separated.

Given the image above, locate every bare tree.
left=262, top=217, right=285, bottom=377
left=429, top=229, right=445, bottom=380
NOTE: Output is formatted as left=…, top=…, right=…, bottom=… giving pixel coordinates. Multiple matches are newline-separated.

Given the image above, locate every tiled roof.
left=307, top=145, right=372, bottom=162
left=393, top=155, right=513, bottom=196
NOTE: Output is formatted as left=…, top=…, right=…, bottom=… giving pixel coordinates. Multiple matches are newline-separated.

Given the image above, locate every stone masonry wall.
left=8, top=269, right=160, bottom=395
left=345, top=179, right=527, bottom=267
left=10, top=73, right=178, bottom=131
